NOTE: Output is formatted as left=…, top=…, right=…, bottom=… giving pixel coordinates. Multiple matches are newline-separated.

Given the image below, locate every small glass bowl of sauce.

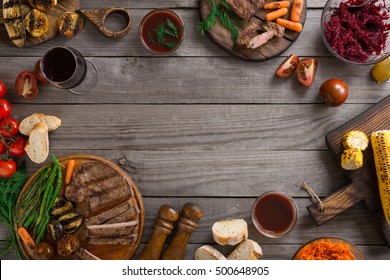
left=139, top=9, right=185, bottom=55
left=252, top=191, right=298, bottom=238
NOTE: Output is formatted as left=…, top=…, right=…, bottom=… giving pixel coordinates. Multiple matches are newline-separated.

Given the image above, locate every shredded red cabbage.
left=324, top=0, right=390, bottom=63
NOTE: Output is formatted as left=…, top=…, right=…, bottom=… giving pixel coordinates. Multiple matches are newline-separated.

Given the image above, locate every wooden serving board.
left=0, top=0, right=79, bottom=48
left=15, top=154, right=145, bottom=260
left=199, top=0, right=307, bottom=61
left=307, top=96, right=390, bottom=247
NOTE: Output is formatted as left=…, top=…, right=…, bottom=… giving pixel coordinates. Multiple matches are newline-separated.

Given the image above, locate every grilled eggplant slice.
left=28, top=0, right=56, bottom=12
left=3, top=0, right=26, bottom=48
left=47, top=220, right=64, bottom=241
left=58, top=211, right=83, bottom=233
left=24, top=8, right=48, bottom=37
left=51, top=196, right=74, bottom=217
left=58, top=12, right=84, bottom=38
left=1, top=5, right=31, bottom=23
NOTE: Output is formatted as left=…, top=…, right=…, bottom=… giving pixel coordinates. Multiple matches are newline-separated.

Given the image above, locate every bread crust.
left=195, top=245, right=226, bottom=260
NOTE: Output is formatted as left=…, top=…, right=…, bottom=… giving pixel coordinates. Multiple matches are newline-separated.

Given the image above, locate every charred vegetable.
left=34, top=242, right=54, bottom=260
left=50, top=196, right=73, bottom=217
left=47, top=220, right=64, bottom=241
left=24, top=9, right=49, bottom=37
left=57, top=234, right=79, bottom=257
left=58, top=211, right=83, bottom=233
left=58, top=12, right=84, bottom=38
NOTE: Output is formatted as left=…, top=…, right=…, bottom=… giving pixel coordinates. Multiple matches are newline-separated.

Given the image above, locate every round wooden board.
left=199, top=0, right=307, bottom=61
left=0, top=0, right=80, bottom=48
left=15, top=154, right=145, bottom=260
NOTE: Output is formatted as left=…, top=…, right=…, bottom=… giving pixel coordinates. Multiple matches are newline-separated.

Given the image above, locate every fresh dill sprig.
left=197, top=0, right=240, bottom=42
left=154, top=18, right=180, bottom=49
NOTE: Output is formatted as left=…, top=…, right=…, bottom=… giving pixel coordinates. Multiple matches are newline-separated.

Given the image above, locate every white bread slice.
left=227, top=239, right=263, bottom=260
left=19, top=113, right=61, bottom=136
left=25, top=122, right=49, bottom=164
left=195, top=245, right=226, bottom=260
left=212, top=219, right=248, bottom=246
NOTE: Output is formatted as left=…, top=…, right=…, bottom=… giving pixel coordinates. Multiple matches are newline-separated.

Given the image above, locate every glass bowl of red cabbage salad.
left=321, top=0, right=390, bottom=65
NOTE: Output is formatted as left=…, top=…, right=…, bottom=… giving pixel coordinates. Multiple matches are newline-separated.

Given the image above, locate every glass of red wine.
left=40, top=46, right=99, bottom=95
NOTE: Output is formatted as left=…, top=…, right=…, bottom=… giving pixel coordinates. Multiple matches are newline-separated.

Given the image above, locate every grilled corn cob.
left=2, top=0, right=26, bottom=48
left=341, top=148, right=363, bottom=170
left=371, top=130, right=390, bottom=226
left=342, top=130, right=369, bottom=151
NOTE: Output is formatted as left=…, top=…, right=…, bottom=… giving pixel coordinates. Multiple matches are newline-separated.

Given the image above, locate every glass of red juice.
left=252, top=191, right=298, bottom=238
left=139, top=9, right=184, bottom=55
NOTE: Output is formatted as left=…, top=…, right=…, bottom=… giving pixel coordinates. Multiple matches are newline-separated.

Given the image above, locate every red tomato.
left=0, top=99, right=12, bottom=120
left=8, top=137, right=26, bottom=157
left=0, top=81, right=6, bottom=98
left=34, top=60, right=48, bottom=84
left=0, top=159, right=16, bottom=178
left=319, top=78, right=349, bottom=107
left=0, top=118, right=19, bottom=137
left=0, top=141, right=6, bottom=155
left=275, top=54, right=300, bottom=78
left=296, top=58, right=318, bottom=86
left=15, top=71, right=39, bottom=100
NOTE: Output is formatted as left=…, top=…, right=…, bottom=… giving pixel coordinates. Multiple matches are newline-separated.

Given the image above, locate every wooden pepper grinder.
left=160, top=202, right=203, bottom=260
left=138, top=204, right=179, bottom=260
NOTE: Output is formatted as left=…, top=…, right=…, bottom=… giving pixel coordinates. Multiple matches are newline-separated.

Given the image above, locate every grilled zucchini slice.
left=28, top=0, right=57, bottom=12
left=24, top=8, right=48, bottom=37
left=58, top=12, right=84, bottom=38
left=3, top=0, right=26, bottom=48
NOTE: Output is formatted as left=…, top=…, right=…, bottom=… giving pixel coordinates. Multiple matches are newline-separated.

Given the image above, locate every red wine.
left=41, top=47, right=87, bottom=89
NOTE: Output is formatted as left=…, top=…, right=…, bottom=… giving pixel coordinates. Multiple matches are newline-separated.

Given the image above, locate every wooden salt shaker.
left=138, top=204, right=179, bottom=260
left=160, top=202, right=203, bottom=260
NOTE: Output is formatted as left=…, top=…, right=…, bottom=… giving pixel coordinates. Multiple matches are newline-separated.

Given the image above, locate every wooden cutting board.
left=0, top=0, right=79, bottom=48
left=307, top=95, right=390, bottom=247
left=15, top=154, right=145, bottom=260
left=199, top=0, right=306, bottom=61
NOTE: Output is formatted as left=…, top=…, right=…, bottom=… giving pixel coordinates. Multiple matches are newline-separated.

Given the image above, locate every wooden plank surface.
left=1, top=0, right=390, bottom=261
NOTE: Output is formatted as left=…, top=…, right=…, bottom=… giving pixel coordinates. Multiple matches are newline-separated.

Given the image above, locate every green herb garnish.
left=0, top=168, right=28, bottom=259
left=154, top=18, right=181, bottom=49
left=197, top=0, right=240, bottom=43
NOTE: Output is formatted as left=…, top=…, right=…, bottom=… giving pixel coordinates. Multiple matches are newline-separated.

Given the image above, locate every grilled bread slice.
left=28, top=0, right=57, bottom=12
left=24, top=8, right=48, bottom=37
left=2, top=0, right=26, bottom=48
left=58, top=12, right=84, bottom=38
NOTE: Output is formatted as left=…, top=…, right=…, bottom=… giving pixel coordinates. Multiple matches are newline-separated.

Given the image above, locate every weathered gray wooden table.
left=1, top=0, right=390, bottom=260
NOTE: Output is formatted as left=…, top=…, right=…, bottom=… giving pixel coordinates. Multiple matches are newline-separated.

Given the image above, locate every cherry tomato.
left=0, top=99, right=11, bottom=120
left=0, top=141, right=6, bottom=155
left=0, top=118, right=19, bottom=137
left=0, top=81, right=6, bottom=98
left=319, top=78, right=349, bottom=107
left=15, top=71, right=39, bottom=100
left=0, top=159, right=16, bottom=178
left=34, top=60, right=48, bottom=84
left=276, top=54, right=300, bottom=78
left=8, top=137, right=26, bottom=157
left=297, top=58, right=318, bottom=86
left=34, top=242, right=54, bottom=260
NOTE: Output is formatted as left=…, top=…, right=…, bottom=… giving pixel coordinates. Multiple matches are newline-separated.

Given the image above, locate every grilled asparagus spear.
left=3, top=0, right=26, bottom=48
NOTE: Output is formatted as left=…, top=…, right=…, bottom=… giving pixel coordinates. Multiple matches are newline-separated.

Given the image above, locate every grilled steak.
left=104, top=205, right=139, bottom=224
left=65, top=161, right=133, bottom=208
left=260, top=21, right=285, bottom=37
left=236, top=17, right=262, bottom=47
left=246, top=22, right=285, bottom=49
left=75, top=248, right=101, bottom=260
left=226, top=0, right=266, bottom=20
left=85, top=198, right=138, bottom=226
left=88, top=234, right=139, bottom=245
left=87, top=221, right=138, bottom=238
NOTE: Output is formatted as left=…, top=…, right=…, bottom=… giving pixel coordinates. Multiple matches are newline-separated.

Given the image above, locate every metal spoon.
left=347, top=0, right=374, bottom=10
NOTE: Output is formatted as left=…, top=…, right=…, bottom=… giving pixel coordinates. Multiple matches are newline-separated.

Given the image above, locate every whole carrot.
left=17, top=227, right=36, bottom=250
left=265, top=7, right=288, bottom=22
left=263, top=1, right=290, bottom=9
left=65, top=159, right=75, bottom=185
left=276, top=18, right=303, bottom=32
left=290, top=0, right=304, bottom=22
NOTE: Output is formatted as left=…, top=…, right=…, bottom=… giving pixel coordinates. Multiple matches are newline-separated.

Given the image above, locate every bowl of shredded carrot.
left=293, top=237, right=366, bottom=260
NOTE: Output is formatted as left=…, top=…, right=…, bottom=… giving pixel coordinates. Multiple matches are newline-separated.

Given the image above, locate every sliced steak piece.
left=75, top=248, right=101, bottom=260
left=246, top=22, right=285, bottom=49
left=85, top=198, right=137, bottom=226
left=65, top=161, right=133, bottom=210
left=236, top=17, right=262, bottom=47
left=88, top=234, right=139, bottom=245
left=104, top=204, right=139, bottom=225
left=87, top=221, right=138, bottom=238
left=226, top=0, right=265, bottom=20
left=89, top=185, right=133, bottom=212
left=260, top=21, right=285, bottom=37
